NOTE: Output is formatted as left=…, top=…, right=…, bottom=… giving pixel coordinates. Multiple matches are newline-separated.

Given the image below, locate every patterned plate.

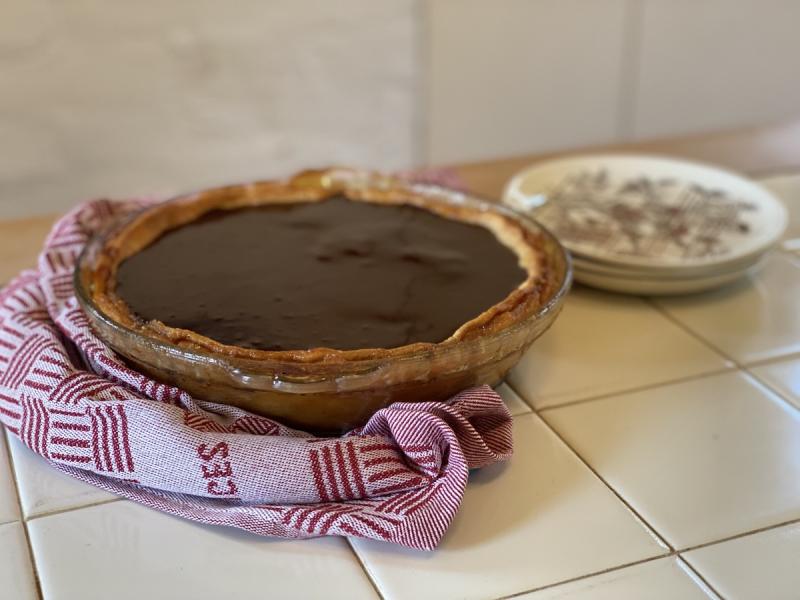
left=503, top=155, right=787, bottom=270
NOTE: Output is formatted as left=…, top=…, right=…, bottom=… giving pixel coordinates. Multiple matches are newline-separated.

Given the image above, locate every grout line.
left=495, top=511, right=800, bottom=600
left=645, top=298, right=737, bottom=367
left=17, top=520, right=43, bottom=600
left=674, top=555, right=725, bottom=600
left=532, top=366, right=732, bottom=413
left=25, top=496, right=122, bottom=523
left=679, top=515, right=800, bottom=555
left=745, top=365, right=800, bottom=413
left=3, top=426, right=125, bottom=523
left=18, top=521, right=43, bottom=600
left=496, top=554, right=667, bottom=600
left=647, top=299, right=800, bottom=413
left=538, top=414, right=674, bottom=551
left=505, top=380, right=674, bottom=554
left=346, top=537, right=386, bottom=600
left=2, top=428, right=32, bottom=524
left=645, top=299, right=736, bottom=361
left=743, top=349, right=800, bottom=369
left=2, top=431, right=43, bottom=600
left=616, top=0, right=644, bottom=140
left=505, top=382, right=538, bottom=413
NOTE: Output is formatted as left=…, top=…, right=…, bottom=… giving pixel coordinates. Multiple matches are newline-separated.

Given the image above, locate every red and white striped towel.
left=0, top=198, right=512, bottom=550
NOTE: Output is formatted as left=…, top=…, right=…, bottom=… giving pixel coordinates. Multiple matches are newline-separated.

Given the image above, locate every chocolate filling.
left=115, top=196, right=526, bottom=350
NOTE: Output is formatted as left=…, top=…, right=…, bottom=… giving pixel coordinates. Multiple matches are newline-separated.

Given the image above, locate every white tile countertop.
left=2, top=174, right=800, bottom=599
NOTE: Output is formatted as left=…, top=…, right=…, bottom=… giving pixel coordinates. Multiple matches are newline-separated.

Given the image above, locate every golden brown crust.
left=89, top=171, right=560, bottom=364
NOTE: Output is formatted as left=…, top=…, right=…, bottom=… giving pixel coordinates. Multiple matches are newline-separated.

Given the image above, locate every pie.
left=89, top=172, right=558, bottom=364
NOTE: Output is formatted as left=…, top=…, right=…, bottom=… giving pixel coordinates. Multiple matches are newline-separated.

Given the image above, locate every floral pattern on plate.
left=538, top=169, right=757, bottom=260
left=504, top=155, right=788, bottom=271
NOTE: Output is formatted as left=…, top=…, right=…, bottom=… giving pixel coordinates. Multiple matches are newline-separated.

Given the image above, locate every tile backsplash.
left=1, top=0, right=799, bottom=218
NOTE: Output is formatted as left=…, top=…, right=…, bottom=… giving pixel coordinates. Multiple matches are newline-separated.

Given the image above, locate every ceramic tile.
left=7, top=432, right=118, bottom=519
left=351, top=413, right=666, bottom=600
left=683, top=522, right=800, bottom=600
left=0, top=431, right=20, bottom=524
left=519, top=557, right=715, bottom=599
left=750, top=357, right=800, bottom=410
left=655, top=255, right=800, bottom=364
left=508, top=287, right=730, bottom=409
left=633, top=1, right=800, bottom=139
left=544, top=372, right=800, bottom=549
left=496, top=382, right=532, bottom=416
left=28, top=500, right=377, bottom=600
left=0, top=521, right=38, bottom=600
left=426, top=0, right=626, bottom=163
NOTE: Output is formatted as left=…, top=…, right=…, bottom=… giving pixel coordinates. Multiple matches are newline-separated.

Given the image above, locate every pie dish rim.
left=80, top=170, right=569, bottom=366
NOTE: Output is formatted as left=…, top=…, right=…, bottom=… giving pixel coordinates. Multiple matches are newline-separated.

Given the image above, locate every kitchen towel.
left=0, top=197, right=512, bottom=550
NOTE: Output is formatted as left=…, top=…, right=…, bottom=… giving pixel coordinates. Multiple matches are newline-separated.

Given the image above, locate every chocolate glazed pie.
left=77, top=169, right=571, bottom=432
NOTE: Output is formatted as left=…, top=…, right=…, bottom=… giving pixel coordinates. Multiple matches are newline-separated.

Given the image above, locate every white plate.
left=571, top=250, right=767, bottom=281
left=574, top=260, right=764, bottom=296
left=504, top=154, right=787, bottom=270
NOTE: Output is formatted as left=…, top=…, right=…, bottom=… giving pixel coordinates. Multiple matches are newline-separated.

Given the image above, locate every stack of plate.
left=502, top=155, right=788, bottom=295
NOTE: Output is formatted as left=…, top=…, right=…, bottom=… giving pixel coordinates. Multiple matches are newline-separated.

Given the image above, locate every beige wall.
left=427, top=0, right=800, bottom=163
left=0, top=1, right=419, bottom=219
left=1, top=0, right=799, bottom=219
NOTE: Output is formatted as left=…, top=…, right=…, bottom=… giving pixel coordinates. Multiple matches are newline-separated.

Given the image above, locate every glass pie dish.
left=74, top=170, right=572, bottom=433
